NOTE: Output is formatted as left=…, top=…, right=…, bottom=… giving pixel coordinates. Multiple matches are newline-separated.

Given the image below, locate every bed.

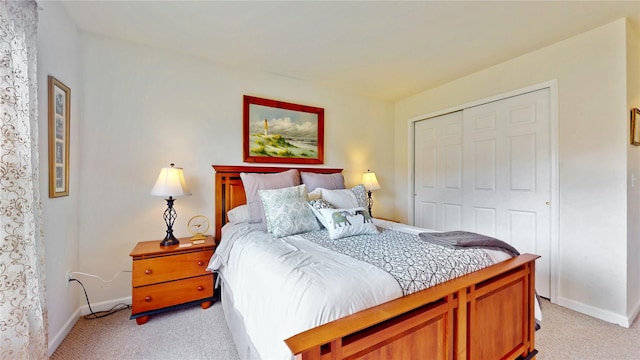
left=208, top=165, right=539, bottom=360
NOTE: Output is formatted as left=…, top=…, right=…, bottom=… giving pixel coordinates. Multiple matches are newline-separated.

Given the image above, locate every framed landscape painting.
left=243, top=95, right=324, bottom=164
left=48, top=76, right=70, bottom=198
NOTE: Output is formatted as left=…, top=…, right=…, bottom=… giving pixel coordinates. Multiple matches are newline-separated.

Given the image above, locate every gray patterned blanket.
left=419, top=231, right=541, bottom=330
left=300, top=228, right=494, bottom=295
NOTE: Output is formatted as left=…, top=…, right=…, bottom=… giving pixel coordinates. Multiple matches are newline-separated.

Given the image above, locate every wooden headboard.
left=212, top=165, right=343, bottom=239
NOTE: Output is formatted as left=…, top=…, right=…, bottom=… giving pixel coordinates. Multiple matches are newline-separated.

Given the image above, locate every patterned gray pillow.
left=351, top=184, right=369, bottom=214
left=259, top=185, right=319, bottom=237
left=240, top=169, right=301, bottom=227
left=308, top=199, right=335, bottom=210
left=308, top=199, right=335, bottom=228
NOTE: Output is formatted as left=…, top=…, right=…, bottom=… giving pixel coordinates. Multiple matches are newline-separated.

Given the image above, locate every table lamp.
left=150, top=163, right=191, bottom=246
left=362, top=170, right=381, bottom=217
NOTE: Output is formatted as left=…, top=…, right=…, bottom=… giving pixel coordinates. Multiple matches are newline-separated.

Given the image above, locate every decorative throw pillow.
left=259, top=185, right=319, bottom=237
left=240, top=169, right=301, bottom=226
left=308, top=199, right=335, bottom=228
left=301, top=172, right=345, bottom=192
left=318, top=207, right=378, bottom=240
left=319, top=188, right=359, bottom=209
left=227, top=204, right=250, bottom=224
left=350, top=184, right=368, bottom=211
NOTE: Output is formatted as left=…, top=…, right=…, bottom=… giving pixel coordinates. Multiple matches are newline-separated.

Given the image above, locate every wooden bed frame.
left=213, top=165, right=539, bottom=360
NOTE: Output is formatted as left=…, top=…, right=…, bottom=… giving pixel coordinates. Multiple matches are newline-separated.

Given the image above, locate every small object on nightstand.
left=188, top=215, right=210, bottom=242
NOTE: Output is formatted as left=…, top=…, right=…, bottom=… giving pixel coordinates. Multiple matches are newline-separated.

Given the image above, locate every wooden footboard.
left=285, top=254, right=539, bottom=360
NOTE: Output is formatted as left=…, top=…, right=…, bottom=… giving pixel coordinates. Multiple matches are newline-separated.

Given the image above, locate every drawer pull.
left=197, top=261, right=204, bottom=266
left=197, top=286, right=204, bottom=291
left=144, top=269, right=152, bottom=275
left=145, top=296, right=152, bottom=302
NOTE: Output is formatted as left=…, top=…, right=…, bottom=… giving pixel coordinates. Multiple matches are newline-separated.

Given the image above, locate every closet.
left=413, top=88, right=552, bottom=298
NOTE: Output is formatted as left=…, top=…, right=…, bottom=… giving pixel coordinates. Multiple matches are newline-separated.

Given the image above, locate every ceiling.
left=58, top=1, right=640, bottom=101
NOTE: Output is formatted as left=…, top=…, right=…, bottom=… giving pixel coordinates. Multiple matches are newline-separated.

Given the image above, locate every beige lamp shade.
left=150, top=163, right=191, bottom=197
left=362, top=171, right=381, bottom=191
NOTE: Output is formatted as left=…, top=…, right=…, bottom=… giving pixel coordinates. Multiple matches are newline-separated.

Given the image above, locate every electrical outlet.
left=65, top=269, right=71, bottom=287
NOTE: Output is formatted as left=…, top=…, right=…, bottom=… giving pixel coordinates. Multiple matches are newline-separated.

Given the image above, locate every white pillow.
left=227, top=204, right=250, bottom=224
left=319, top=188, right=359, bottom=209
left=259, top=185, right=320, bottom=237
left=318, top=207, right=378, bottom=240
left=307, top=188, right=322, bottom=201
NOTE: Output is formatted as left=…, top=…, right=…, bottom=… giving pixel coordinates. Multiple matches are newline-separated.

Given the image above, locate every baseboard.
left=47, top=296, right=132, bottom=356
left=79, top=295, right=132, bottom=316
left=557, top=296, right=632, bottom=328
left=628, top=298, right=640, bottom=326
left=47, top=307, right=80, bottom=357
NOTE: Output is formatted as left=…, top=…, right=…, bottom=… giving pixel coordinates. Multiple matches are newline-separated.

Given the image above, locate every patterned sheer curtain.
left=0, top=1, right=47, bottom=359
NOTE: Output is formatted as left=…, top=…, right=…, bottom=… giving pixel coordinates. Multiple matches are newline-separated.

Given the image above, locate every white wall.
left=39, top=7, right=396, bottom=355
left=37, top=2, right=82, bottom=355
left=627, top=18, right=640, bottom=322
left=75, top=33, right=394, bottom=306
left=395, top=19, right=635, bottom=325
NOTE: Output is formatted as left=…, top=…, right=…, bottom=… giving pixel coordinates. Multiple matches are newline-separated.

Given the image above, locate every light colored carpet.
left=536, top=299, right=640, bottom=360
left=51, top=299, right=639, bottom=359
left=50, top=302, right=239, bottom=360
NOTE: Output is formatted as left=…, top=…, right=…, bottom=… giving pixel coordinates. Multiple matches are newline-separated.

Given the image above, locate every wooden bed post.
left=456, top=289, right=467, bottom=360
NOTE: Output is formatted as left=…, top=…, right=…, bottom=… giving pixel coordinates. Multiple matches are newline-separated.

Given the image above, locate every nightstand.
left=129, top=236, right=216, bottom=325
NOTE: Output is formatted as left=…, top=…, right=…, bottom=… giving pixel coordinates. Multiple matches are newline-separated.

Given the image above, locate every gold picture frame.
left=48, top=76, right=70, bottom=197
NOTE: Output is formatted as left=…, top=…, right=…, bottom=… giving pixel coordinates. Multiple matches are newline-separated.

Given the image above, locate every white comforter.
left=207, top=219, right=512, bottom=359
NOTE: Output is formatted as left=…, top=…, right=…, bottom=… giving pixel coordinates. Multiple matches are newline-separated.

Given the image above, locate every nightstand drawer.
left=131, top=275, right=214, bottom=314
left=132, top=250, right=213, bottom=287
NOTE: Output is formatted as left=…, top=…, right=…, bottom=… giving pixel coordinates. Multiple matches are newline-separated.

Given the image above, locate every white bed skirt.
left=220, top=278, right=265, bottom=360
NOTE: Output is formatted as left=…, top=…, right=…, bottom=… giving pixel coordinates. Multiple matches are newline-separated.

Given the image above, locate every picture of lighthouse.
left=243, top=96, right=324, bottom=164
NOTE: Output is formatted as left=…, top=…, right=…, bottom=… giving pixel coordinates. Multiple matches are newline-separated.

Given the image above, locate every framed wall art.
left=48, top=76, right=70, bottom=197
left=243, top=95, right=324, bottom=164
left=632, top=108, right=640, bottom=146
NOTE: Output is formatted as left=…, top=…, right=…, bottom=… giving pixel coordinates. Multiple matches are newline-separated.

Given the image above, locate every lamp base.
left=160, top=233, right=179, bottom=247
left=159, top=197, right=179, bottom=247
left=367, top=190, right=374, bottom=218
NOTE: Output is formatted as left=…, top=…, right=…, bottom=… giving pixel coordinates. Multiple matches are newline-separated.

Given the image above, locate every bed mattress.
left=207, top=219, right=513, bottom=359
